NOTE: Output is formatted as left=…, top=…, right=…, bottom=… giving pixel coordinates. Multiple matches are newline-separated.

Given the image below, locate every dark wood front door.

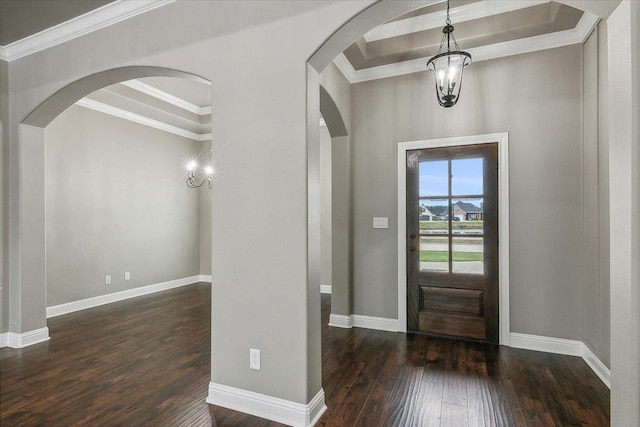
left=406, top=143, right=498, bottom=343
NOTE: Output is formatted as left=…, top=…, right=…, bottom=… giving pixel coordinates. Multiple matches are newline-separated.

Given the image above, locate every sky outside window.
left=419, top=158, right=483, bottom=197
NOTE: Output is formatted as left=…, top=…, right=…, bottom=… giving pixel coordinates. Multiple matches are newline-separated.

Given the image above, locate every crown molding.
left=333, top=53, right=358, bottom=83
left=0, top=0, right=175, bottom=62
left=76, top=98, right=210, bottom=142
left=364, top=0, right=549, bottom=42
left=120, top=80, right=212, bottom=116
left=336, top=12, right=599, bottom=84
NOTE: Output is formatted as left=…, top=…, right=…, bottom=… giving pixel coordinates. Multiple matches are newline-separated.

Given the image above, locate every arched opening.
left=318, top=85, right=351, bottom=325
left=307, top=0, right=636, bottom=424
left=12, top=66, right=212, bottom=346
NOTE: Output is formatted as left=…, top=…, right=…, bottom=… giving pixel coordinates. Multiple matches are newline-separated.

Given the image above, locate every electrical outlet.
left=124, top=272, right=130, bottom=281
left=105, top=275, right=111, bottom=285
left=250, top=349, right=261, bottom=371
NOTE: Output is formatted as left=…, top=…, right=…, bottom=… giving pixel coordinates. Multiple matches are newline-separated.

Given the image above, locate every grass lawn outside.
left=420, top=220, right=483, bottom=230
left=420, top=251, right=483, bottom=262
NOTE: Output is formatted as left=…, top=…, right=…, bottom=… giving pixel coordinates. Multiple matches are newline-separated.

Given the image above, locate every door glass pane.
left=419, top=161, right=448, bottom=197
left=452, top=236, right=484, bottom=275
left=452, top=158, right=483, bottom=196
left=420, top=235, right=449, bottom=272
left=452, top=198, right=484, bottom=234
left=419, top=199, right=449, bottom=234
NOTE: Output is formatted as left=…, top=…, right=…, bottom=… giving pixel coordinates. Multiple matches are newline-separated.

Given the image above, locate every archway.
left=306, top=1, right=636, bottom=424
left=318, top=85, right=352, bottom=326
left=10, top=66, right=211, bottom=346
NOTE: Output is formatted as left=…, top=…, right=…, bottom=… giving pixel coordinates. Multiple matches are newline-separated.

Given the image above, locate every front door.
left=406, top=143, right=498, bottom=343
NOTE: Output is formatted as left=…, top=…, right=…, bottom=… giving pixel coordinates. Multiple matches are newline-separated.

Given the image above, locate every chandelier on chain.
left=426, top=0, right=472, bottom=108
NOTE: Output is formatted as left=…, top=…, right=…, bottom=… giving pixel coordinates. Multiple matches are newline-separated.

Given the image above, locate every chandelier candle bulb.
left=186, top=161, right=213, bottom=189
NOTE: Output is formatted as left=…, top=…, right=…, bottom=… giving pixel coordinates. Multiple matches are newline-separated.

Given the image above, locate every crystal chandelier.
left=426, top=0, right=471, bottom=108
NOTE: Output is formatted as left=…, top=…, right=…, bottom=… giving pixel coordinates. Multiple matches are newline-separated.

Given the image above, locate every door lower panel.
left=419, top=310, right=486, bottom=340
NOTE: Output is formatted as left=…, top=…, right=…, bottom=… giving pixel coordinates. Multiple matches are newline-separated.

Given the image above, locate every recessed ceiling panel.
left=347, top=1, right=583, bottom=71
left=138, top=77, right=212, bottom=108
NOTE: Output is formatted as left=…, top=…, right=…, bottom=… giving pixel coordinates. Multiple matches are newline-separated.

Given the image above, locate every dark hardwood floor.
left=0, top=284, right=609, bottom=426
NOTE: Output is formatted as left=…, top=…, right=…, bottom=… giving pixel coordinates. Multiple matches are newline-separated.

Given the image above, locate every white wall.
left=350, top=46, right=585, bottom=340
left=45, top=105, right=207, bottom=305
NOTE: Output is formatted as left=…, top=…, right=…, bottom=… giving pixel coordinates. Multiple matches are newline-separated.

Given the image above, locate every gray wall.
left=320, top=62, right=353, bottom=316
left=199, top=183, right=212, bottom=276
left=320, top=63, right=352, bottom=135
left=582, top=21, right=610, bottom=366
left=0, top=59, right=6, bottom=333
left=45, top=104, right=205, bottom=306
left=0, top=0, right=370, bottom=404
left=350, top=45, right=585, bottom=340
left=319, top=123, right=332, bottom=287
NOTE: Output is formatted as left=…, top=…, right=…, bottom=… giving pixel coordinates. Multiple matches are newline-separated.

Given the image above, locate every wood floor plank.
left=441, top=402, right=469, bottom=427
left=465, top=343, right=497, bottom=427
left=0, top=289, right=610, bottom=427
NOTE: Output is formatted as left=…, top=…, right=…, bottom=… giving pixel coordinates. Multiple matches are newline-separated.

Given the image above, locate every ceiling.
left=335, top=0, right=598, bottom=83
left=78, top=77, right=212, bottom=142
left=0, top=0, right=115, bottom=46
left=1, top=0, right=599, bottom=135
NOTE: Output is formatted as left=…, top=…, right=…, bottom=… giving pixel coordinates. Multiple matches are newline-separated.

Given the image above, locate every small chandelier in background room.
left=427, top=0, right=472, bottom=108
left=186, top=161, right=213, bottom=189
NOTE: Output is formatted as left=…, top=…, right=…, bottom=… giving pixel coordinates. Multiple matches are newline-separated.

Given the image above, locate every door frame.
left=397, top=133, right=510, bottom=345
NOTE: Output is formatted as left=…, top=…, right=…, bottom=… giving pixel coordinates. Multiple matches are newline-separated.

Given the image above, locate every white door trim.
left=397, top=133, right=510, bottom=345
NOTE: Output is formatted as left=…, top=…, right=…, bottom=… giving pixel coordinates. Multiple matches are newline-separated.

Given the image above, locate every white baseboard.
left=328, top=313, right=398, bottom=332
left=0, top=332, right=7, bottom=347
left=509, top=332, right=583, bottom=356
left=2, top=327, right=50, bottom=348
left=328, top=313, right=352, bottom=328
left=207, top=382, right=326, bottom=427
left=582, top=344, right=611, bottom=388
left=320, top=284, right=332, bottom=294
left=352, top=314, right=399, bottom=332
left=199, top=274, right=212, bottom=283
left=509, top=332, right=610, bottom=388
left=47, top=275, right=207, bottom=318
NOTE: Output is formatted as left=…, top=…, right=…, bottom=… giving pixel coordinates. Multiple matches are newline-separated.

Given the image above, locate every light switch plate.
left=373, top=217, right=389, bottom=229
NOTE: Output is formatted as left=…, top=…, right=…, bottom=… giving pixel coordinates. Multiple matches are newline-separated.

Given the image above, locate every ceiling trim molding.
left=76, top=98, right=210, bottom=142
left=333, top=53, right=358, bottom=83
left=364, top=0, right=550, bottom=42
left=120, top=80, right=212, bottom=116
left=336, top=12, right=599, bottom=84
left=0, top=0, right=176, bottom=62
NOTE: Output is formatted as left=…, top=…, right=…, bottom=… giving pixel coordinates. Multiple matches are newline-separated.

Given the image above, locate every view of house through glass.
left=418, top=158, right=484, bottom=274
